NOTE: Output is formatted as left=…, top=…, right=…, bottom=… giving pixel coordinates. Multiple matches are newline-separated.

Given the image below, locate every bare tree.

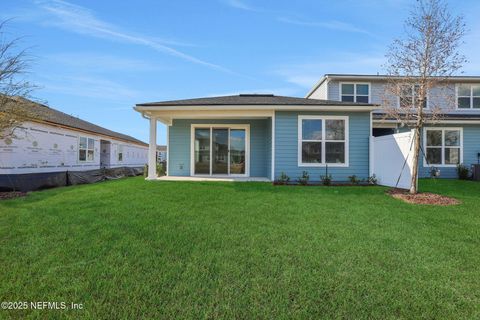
left=383, top=0, right=466, bottom=194
left=0, top=19, right=37, bottom=139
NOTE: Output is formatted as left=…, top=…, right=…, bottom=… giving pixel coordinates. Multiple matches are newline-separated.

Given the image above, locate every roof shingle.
left=136, top=94, right=377, bottom=107
left=2, top=97, right=147, bottom=146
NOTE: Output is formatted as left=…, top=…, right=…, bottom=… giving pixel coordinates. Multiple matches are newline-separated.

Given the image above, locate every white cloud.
left=46, top=52, right=163, bottom=72
left=277, top=17, right=374, bottom=36
left=39, top=74, right=141, bottom=100
left=33, top=0, right=235, bottom=74
left=221, top=0, right=258, bottom=12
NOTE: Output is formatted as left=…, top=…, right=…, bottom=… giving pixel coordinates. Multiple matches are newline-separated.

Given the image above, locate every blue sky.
left=2, top=0, right=480, bottom=144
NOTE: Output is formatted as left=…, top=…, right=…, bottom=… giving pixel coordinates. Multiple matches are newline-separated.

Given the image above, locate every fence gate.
left=372, top=130, right=414, bottom=189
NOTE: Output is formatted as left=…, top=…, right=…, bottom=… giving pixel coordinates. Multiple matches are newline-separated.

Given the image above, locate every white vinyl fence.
left=372, top=130, right=414, bottom=189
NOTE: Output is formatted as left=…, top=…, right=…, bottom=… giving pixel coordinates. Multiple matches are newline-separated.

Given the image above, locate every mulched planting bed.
left=273, top=182, right=373, bottom=187
left=388, top=188, right=460, bottom=206
left=0, top=191, right=27, bottom=200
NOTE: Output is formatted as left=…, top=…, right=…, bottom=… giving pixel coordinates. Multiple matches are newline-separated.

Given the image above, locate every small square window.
left=325, top=120, right=345, bottom=140
left=426, top=148, right=441, bottom=164
left=445, top=148, right=460, bottom=165
left=356, top=96, right=369, bottom=103
left=472, top=85, right=480, bottom=96
left=458, top=84, right=471, bottom=96
left=444, top=130, right=460, bottom=146
left=473, top=97, right=480, bottom=109
left=302, top=142, right=322, bottom=163
left=325, top=142, right=345, bottom=163
left=302, top=120, right=322, bottom=140
left=458, top=97, right=471, bottom=109
left=341, top=84, right=354, bottom=95
left=356, top=84, right=369, bottom=95
left=427, top=130, right=442, bottom=146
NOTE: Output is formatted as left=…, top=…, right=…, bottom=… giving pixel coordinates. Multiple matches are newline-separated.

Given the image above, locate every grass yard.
left=0, top=178, right=479, bottom=319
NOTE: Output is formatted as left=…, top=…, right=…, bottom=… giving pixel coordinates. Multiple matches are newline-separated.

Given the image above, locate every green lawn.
left=1, top=178, right=479, bottom=319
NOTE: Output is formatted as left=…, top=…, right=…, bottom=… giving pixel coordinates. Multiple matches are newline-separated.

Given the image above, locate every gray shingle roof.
left=136, top=94, right=377, bottom=107
left=3, top=97, right=147, bottom=146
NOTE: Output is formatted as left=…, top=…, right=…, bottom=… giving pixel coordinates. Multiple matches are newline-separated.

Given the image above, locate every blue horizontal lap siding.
left=419, top=124, right=480, bottom=178
left=168, top=119, right=270, bottom=177
left=274, top=111, right=371, bottom=182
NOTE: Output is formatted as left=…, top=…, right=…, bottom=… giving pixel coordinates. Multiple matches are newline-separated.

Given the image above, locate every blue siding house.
left=135, top=74, right=480, bottom=182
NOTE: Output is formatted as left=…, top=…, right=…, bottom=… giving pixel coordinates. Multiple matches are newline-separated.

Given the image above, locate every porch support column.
left=147, top=116, right=157, bottom=180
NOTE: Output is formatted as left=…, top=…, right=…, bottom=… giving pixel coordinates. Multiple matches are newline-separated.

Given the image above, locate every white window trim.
left=455, top=83, right=480, bottom=110
left=297, top=115, right=349, bottom=167
left=78, top=136, right=95, bottom=163
left=339, top=82, right=371, bottom=103
left=423, top=127, right=463, bottom=168
left=396, top=84, right=430, bottom=109
left=190, top=124, right=250, bottom=177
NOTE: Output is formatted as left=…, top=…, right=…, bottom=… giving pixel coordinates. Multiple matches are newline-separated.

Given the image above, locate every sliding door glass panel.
left=212, top=129, right=228, bottom=174
left=230, top=129, right=246, bottom=174
left=194, top=128, right=210, bottom=174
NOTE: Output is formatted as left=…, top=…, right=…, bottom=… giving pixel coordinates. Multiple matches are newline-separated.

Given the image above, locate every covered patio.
left=134, top=94, right=276, bottom=181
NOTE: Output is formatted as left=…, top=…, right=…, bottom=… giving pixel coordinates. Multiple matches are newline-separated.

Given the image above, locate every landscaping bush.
left=348, top=175, right=360, bottom=185
left=276, top=172, right=290, bottom=185
left=143, top=163, right=165, bottom=177
left=297, top=171, right=309, bottom=185
left=457, top=164, right=470, bottom=180
left=321, top=174, right=332, bottom=186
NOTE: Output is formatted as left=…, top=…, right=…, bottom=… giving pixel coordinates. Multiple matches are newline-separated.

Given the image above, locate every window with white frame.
left=299, top=116, right=347, bottom=166
left=79, top=137, right=94, bottom=162
left=425, top=128, right=462, bottom=166
left=457, top=84, right=480, bottom=109
left=340, top=83, right=369, bottom=103
left=399, top=84, right=428, bottom=108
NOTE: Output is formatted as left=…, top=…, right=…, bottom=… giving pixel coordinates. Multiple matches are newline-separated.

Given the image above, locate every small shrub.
left=143, top=163, right=166, bottom=177
left=348, top=175, right=360, bottom=185
left=457, top=164, right=470, bottom=180
left=321, top=174, right=332, bottom=186
left=297, top=171, right=309, bottom=185
left=367, top=174, right=378, bottom=185
left=277, top=172, right=290, bottom=185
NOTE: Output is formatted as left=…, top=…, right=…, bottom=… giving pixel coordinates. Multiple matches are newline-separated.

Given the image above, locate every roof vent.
left=239, top=94, right=274, bottom=97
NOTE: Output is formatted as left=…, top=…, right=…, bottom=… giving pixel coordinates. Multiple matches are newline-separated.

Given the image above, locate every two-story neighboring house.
left=135, top=74, right=480, bottom=183
left=306, top=74, right=480, bottom=178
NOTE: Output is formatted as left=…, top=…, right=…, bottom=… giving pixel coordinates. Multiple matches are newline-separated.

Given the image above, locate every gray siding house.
left=307, top=74, right=480, bottom=178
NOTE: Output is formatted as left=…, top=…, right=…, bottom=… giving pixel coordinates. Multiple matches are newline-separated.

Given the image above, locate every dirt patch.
left=0, top=191, right=27, bottom=200
left=388, top=189, right=460, bottom=206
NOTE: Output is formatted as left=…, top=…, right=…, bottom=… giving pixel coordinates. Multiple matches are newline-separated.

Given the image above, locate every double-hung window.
left=79, top=137, right=94, bottom=162
left=399, top=84, right=428, bottom=108
left=457, top=84, right=480, bottom=109
left=298, top=116, right=348, bottom=166
left=424, top=128, right=462, bottom=166
left=340, top=83, right=369, bottom=103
